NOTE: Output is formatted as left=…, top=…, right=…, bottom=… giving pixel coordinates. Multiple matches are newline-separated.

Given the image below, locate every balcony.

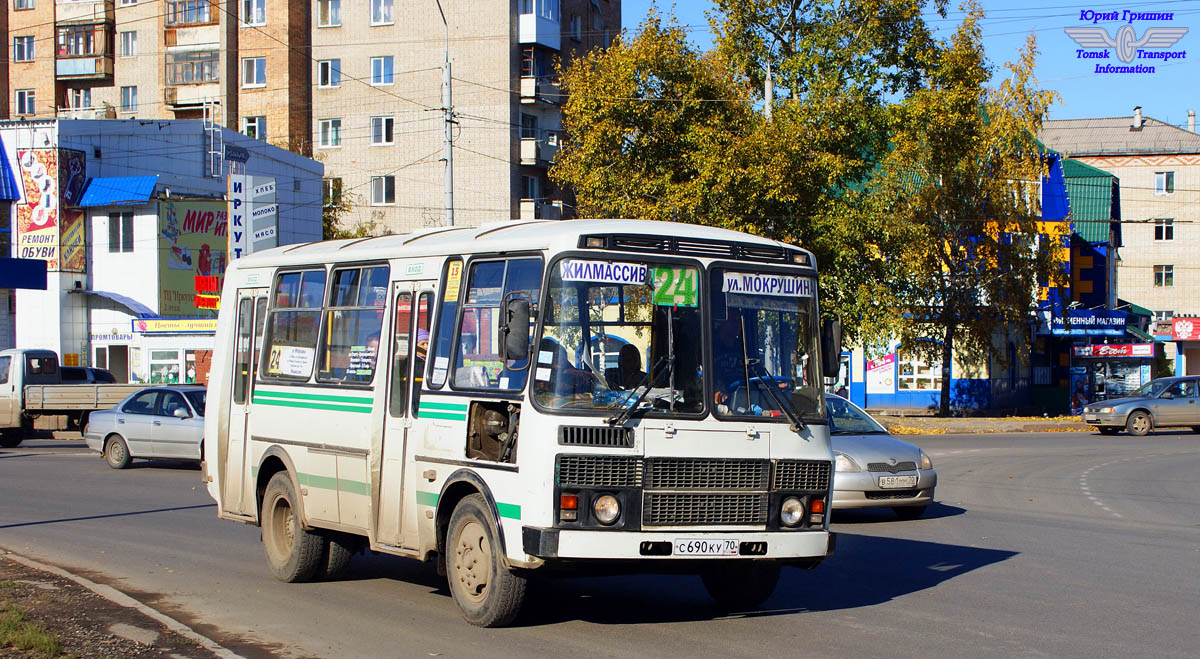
left=520, top=76, right=560, bottom=105
left=56, top=55, right=114, bottom=80
left=56, top=105, right=117, bottom=120
left=519, top=199, right=563, bottom=221
left=55, top=0, right=114, bottom=24
left=56, top=21, right=113, bottom=80
left=520, top=133, right=559, bottom=165
left=518, top=0, right=561, bottom=50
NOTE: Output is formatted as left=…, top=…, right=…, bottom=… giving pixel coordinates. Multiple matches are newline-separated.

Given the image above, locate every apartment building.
left=311, top=0, right=619, bottom=233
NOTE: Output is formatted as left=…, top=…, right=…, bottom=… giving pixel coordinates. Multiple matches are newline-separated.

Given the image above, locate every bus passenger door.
left=224, top=289, right=267, bottom=515
left=377, top=285, right=432, bottom=547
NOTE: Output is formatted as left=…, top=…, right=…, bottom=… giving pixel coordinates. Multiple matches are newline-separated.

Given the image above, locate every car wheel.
left=104, top=435, right=132, bottom=469
left=701, top=562, right=781, bottom=611
left=446, top=494, right=527, bottom=627
left=893, top=505, right=928, bottom=520
left=1125, top=411, right=1152, bottom=437
left=261, top=472, right=324, bottom=583
left=1098, top=427, right=1120, bottom=436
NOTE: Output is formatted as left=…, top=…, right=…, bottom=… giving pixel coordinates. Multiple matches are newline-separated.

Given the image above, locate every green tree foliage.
left=322, top=181, right=375, bottom=240
left=869, top=1, right=1064, bottom=415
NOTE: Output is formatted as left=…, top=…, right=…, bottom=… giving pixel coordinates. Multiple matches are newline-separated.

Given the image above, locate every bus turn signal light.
left=810, top=499, right=825, bottom=514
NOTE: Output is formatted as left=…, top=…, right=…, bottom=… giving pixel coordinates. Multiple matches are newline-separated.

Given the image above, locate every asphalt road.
left=2, top=432, right=1198, bottom=658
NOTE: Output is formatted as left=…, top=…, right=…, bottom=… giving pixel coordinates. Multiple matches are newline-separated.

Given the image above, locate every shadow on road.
left=830, top=501, right=966, bottom=524
left=0, top=504, right=216, bottom=529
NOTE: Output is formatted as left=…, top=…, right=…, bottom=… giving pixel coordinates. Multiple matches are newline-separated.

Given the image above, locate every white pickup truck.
left=0, top=348, right=146, bottom=448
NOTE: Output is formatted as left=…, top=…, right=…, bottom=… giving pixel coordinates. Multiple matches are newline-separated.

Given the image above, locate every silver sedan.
left=84, top=386, right=206, bottom=469
left=1082, top=376, right=1200, bottom=436
left=827, top=394, right=937, bottom=519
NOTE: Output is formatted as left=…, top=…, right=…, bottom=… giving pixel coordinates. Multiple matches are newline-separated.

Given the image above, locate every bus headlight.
left=780, top=497, right=805, bottom=527
left=593, top=494, right=621, bottom=525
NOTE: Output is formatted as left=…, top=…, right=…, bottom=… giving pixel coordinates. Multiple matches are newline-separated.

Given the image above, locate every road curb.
left=3, top=550, right=241, bottom=659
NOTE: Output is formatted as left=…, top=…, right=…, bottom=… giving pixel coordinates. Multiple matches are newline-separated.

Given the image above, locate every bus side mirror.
left=500, top=296, right=531, bottom=363
left=821, top=316, right=842, bottom=379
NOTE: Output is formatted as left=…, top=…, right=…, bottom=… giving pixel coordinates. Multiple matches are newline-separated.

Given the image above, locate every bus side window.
left=389, top=292, right=413, bottom=416
left=411, top=292, right=432, bottom=416
left=428, top=258, right=463, bottom=389
left=233, top=297, right=253, bottom=404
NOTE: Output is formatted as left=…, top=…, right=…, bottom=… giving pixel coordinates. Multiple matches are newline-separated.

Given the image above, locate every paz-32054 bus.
left=204, top=219, right=842, bottom=627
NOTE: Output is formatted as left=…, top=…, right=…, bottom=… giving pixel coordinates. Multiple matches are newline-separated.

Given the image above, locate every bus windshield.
left=534, top=258, right=704, bottom=415
left=709, top=267, right=823, bottom=420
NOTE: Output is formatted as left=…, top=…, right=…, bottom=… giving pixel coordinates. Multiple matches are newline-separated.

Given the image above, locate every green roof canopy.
left=1062, top=158, right=1119, bottom=243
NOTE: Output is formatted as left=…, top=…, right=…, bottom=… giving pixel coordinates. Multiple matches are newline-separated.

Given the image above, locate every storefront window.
left=150, top=349, right=181, bottom=383
left=897, top=352, right=941, bottom=391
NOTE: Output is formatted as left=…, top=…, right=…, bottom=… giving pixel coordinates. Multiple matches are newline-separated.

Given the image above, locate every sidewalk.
left=872, top=414, right=1090, bottom=435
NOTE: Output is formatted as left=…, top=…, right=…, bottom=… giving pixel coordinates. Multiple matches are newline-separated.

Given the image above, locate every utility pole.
left=764, top=63, right=774, bottom=122
left=437, top=0, right=454, bottom=226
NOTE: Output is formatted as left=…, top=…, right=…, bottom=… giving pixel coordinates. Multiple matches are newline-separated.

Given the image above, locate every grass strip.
left=0, top=601, right=63, bottom=656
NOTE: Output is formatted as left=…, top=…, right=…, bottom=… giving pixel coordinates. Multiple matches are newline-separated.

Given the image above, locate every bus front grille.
left=643, top=493, right=769, bottom=526
left=645, top=458, right=769, bottom=490
left=773, top=460, right=832, bottom=491
left=558, top=426, right=634, bottom=448
left=557, top=455, right=643, bottom=487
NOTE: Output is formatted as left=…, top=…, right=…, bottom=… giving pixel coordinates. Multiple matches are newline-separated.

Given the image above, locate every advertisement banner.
left=1050, top=309, right=1127, bottom=336
left=1170, top=317, right=1200, bottom=341
left=1071, top=343, right=1153, bottom=358
left=866, top=353, right=896, bottom=394
left=132, top=318, right=219, bottom=334
left=227, top=174, right=277, bottom=259
left=158, top=201, right=228, bottom=317
left=58, top=149, right=88, bottom=273
left=15, top=149, right=61, bottom=268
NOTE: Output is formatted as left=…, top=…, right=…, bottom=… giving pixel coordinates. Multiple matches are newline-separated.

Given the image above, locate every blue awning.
left=69, top=289, right=159, bottom=319
left=77, top=176, right=158, bottom=207
left=0, top=135, right=20, bottom=201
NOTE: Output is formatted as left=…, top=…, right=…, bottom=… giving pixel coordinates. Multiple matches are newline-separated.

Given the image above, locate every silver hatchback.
left=827, top=395, right=937, bottom=519
left=84, top=386, right=206, bottom=469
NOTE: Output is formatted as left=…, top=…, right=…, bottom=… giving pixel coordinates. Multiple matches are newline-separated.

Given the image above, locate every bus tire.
left=261, top=472, right=324, bottom=583
left=701, top=562, right=781, bottom=611
left=104, top=435, right=132, bottom=469
left=0, top=432, right=21, bottom=448
left=445, top=494, right=526, bottom=627
left=321, top=531, right=355, bottom=581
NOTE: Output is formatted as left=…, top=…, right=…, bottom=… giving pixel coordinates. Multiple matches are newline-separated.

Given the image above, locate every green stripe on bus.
left=497, top=502, right=521, bottom=520
left=416, top=490, right=439, bottom=506
left=417, top=411, right=467, bottom=420
left=297, top=472, right=369, bottom=496
left=418, top=401, right=469, bottom=411
left=252, top=397, right=372, bottom=414
left=254, top=389, right=373, bottom=405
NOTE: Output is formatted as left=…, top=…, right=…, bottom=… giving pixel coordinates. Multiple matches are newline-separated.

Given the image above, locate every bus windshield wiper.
left=606, top=356, right=668, bottom=426
left=747, top=358, right=806, bottom=433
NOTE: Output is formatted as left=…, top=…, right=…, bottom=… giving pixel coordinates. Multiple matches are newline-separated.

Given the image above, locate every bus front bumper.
left=522, top=527, right=834, bottom=563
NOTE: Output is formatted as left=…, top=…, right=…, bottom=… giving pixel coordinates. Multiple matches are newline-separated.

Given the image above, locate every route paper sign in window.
left=558, top=259, right=647, bottom=286
left=722, top=272, right=815, bottom=297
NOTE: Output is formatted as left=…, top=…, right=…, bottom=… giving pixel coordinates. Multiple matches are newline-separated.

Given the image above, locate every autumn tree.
left=870, top=2, right=1065, bottom=415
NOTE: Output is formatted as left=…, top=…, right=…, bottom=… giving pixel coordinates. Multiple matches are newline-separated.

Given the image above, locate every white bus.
left=204, top=219, right=842, bottom=626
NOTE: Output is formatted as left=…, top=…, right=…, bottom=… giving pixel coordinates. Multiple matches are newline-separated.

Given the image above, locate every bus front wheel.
left=445, top=494, right=527, bottom=627
left=261, top=472, right=324, bottom=583
left=702, top=562, right=781, bottom=611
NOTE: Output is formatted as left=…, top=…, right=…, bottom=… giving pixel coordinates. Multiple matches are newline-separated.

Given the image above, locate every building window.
left=242, top=57, right=266, bottom=87
left=166, top=49, right=219, bottom=84
left=370, top=116, right=394, bottom=145
left=119, top=30, right=137, bottom=57
left=591, top=0, right=602, bottom=30
left=370, top=0, right=394, bottom=25
left=13, top=36, right=34, bottom=62
left=242, top=115, right=266, bottom=140
left=1153, top=310, right=1174, bottom=323
left=1154, top=218, right=1174, bottom=241
left=68, top=88, right=91, bottom=109
left=318, top=119, right=342, bottom=147
left=520, top=0, right=559, bottom=20
left=1154, top=264, right=1174, bottom=287
left=108, top=212, right=134, bottom=253
left=242, top=0, right=265, bottom=26
left=318, top=0, right=341, bottom=27
left=166, top=0, right=213, bottom=26
left=318, top=59, right=341, bottom=87
left=897, top=353, right=942, bottom=391
left=324, top=177, right=343, bottom=204
left=371, top=56, right=393, bottom=85
left=120, top=86, right=137, bottom=113
left=120, top=0, right=137, bottom=5
left=570, top=15, right=582, bottom=41
left=520, top=113, right=538, bottom=139
left=370, top=176, right=395, bottom=205
left=15, top=0, right=34, bottom=9
left=15, top=90, right=35, bottom=116
left=1155, top=171, right=1174, bottom=195
left=57, top=25, right=100, bottom=57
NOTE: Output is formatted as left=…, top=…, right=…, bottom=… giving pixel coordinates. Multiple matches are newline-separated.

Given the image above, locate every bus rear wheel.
left=702, top=562, right=781, bottom=611
left=261, top=472, right=324, bottom=583
left=446, top=494, right=526, bottom=627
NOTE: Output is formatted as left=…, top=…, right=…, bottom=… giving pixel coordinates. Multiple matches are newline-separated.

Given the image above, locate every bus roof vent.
left=580, top=234, right=802, bottom=265
left=558, top=426, right=634, bottom=448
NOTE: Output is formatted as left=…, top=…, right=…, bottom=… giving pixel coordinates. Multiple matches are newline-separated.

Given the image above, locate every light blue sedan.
left=84, top=386, right=206, bottom=469
left=826, top=394, right=937, bottom=519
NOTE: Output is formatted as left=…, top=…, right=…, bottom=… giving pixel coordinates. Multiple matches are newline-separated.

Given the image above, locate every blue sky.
left=621, top=1, right=1199, bottom=127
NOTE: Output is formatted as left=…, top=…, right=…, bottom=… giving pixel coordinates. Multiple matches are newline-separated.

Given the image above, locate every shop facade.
left=1068, top=342, right=1156, bottom=413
